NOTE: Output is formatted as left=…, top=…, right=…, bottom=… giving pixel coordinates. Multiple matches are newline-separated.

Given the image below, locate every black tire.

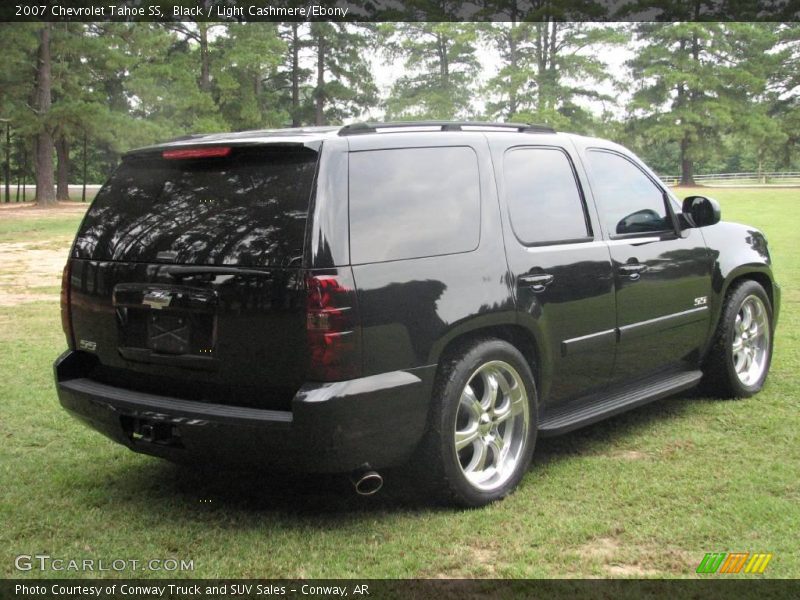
left=413, top=338, right=538, bottom=507
left=702, top=280, right=774, bottom=398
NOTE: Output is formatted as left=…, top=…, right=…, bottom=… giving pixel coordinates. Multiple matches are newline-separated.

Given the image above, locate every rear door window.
left=73, top=146, right=318, bottom=267
left=348, top=146, right=481, bottom=264
left=503, top=147, right=590, bottom=245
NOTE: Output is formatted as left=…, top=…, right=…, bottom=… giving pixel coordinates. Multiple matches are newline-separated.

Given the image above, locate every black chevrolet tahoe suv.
left=55, top=122, right=780, bottom=506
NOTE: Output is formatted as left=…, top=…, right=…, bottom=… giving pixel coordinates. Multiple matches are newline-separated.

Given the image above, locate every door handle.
left=618, top=263, right=648, bottom=280
left=518, top=273, right=555, bottom=292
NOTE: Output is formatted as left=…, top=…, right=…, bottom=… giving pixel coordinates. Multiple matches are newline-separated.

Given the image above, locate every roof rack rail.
left=338, top=121, right=556, bottom=136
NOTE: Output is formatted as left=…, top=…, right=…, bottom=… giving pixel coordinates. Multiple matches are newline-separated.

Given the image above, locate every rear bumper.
left=54, top=351, right=435, bottom=473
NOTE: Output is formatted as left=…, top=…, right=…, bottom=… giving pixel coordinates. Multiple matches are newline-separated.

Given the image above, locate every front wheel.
left=702, top=280, right=774, bottom=398
left=415, top=339, right=537, bottom=507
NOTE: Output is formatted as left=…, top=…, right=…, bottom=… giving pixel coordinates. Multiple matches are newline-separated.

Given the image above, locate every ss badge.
left=79, top=339, right=97, bottom=351
left=694, top=296, right=708, bottom=307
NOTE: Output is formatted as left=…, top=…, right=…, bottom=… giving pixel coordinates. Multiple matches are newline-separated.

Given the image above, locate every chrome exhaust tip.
left=351, top=470, right=383, bottom=496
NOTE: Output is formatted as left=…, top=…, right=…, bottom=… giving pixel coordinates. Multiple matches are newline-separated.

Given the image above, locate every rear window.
left=348, top=146, right=481, bottom=264
left=73, top=146, right=318, bottom=267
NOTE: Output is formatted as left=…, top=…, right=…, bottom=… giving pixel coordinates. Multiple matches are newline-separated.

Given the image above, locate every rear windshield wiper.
left=162, top=265, right=274, bottom=279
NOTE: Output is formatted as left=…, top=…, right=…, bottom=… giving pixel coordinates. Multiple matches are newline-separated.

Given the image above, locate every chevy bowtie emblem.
left=143, top=290, right=172, bottom=310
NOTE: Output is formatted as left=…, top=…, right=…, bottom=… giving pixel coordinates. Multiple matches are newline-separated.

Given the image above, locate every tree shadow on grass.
left=532, top=388, right=715, bottom=467
left=90, top=450, right=440, bottom=522
left=76, top=389, right=719, bottom=519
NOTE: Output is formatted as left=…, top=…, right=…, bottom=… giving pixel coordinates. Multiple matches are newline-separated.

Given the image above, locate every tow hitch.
left=121, top=416, right=183, bottom=448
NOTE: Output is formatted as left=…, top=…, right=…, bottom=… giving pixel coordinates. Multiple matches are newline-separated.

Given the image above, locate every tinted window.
left=585, top=150, right=671, bottom=236
left=504, top=147, right=589, bottom=244
left=73, top=146, right=318, bottom=267
left=349, top=147, right=480, bottom=263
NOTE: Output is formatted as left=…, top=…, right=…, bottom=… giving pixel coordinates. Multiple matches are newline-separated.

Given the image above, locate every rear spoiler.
left=125, top=139, right=322, bottom=158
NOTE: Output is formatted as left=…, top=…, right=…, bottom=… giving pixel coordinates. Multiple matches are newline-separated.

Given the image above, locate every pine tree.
left=33, top=23, right=56, bottom=206
left=277, top=23, right=312, bottom=127
left=306, top=23, right=378, bottom=126
left=213, top=23, right=287, bottom=130
left=382, top=22, right=481, bottom=120
left=629, top=22, right=780, bottom=184
left=483, top=20, right=625, bottom=130
left=124, top=24, right=227, bottom=137
left=0, top=23, right=40, bottom=202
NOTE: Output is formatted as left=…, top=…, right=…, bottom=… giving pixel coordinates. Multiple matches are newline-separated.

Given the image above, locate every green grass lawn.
left=0, top=205, right=88, bottom=246
left=0, top=188, right=798, bottom=579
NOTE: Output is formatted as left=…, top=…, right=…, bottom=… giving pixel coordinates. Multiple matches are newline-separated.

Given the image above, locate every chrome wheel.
left=454, top=360, right=530, bottom=492
left=732, top=295, right=770, bottom=386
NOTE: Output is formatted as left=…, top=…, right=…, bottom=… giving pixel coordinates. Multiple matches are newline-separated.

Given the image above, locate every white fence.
left=658, top=172, right=800, bottom=186
left=0, top=184, right=102, bottom=202
left=3, top=173, right=799, bottom=202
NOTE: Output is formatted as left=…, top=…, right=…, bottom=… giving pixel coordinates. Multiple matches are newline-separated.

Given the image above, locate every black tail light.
left=305, top=269, right=362, bottom=381
left=60, top=262, right=74, bottom=349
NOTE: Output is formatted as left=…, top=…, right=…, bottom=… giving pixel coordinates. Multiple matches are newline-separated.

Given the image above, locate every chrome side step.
left=538, top=369, right=703, bottom=437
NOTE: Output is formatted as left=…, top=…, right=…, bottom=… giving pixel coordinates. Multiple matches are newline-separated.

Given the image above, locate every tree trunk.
left=82, top=132, right=87, bottom=202
left=16, top=149, right=21, bottom=201
left=314, top=34, right=325, bottom=126
left=56, top=135, right=70, bottom=201
left=508, top=16, right=518, bottom=118
left=34, top=24, right=56, bottom=207
left=432, top=32, right=450, bottom=119
left=680, top=136, right=695, bottom=186
left=543, top=21, right=558, bottom=113
left=535, top=23, right=547, bottom=112
left=438, top=33, right=449, bottom=86
left=291, top=23, right=300, bottom=127
left=198, top=24, right=211, bottom=92
left=3, top=121, right=10, bottom=203
left=21, top=147, right=27, bottom=202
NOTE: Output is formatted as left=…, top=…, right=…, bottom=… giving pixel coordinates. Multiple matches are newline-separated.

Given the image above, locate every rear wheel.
left=416, top=339, right=537, bottom=507
left=702, top=280, right=774, bottom=398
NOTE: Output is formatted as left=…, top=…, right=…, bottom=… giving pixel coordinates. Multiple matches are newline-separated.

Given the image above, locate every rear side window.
left=348, top=147, right=480, bottom=264
left=503, top=147, right=590, bottom=245
left=73, top=146, right=318, bottom=267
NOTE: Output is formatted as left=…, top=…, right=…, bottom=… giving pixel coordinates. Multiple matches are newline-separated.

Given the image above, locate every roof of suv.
left=129, top=122, right=571, bottom=155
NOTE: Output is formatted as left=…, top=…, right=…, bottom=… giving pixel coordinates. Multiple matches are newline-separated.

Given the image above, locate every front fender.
left=700, top=221, right=780, bottom=343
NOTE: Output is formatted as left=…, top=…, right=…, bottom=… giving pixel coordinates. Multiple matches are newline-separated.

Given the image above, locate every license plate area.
left=120, top=309, right=215, bottom=356
left=147, top=312, right=191, bottom=355
left=113, top=284, right=218, bottom=364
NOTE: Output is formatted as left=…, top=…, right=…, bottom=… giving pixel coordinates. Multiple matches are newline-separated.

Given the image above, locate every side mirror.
left=682, top=195, right=721, bottom=228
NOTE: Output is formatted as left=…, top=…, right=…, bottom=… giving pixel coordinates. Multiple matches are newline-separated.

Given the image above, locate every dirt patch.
left=610, top=450, right=648, bottom=460
left=578, top=536, right=621, bottom=562
left=0, top=240, right=71, bottom=305
left=605, top=563, right=660, bottom=577
left=577, top=536, right=692, bottom=577
left=589, top=449, right=649, bottom=461
left=660, top=439, right=695, bottom=458
left=427, top=544, right=500, bottom=579
left=470, top=547, right=498, bottom=575
left=0, top=202, right=89, bottom=220
left=0, top=293, right=58, bottom=305
left=577, top=536, right=660, bottom=577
